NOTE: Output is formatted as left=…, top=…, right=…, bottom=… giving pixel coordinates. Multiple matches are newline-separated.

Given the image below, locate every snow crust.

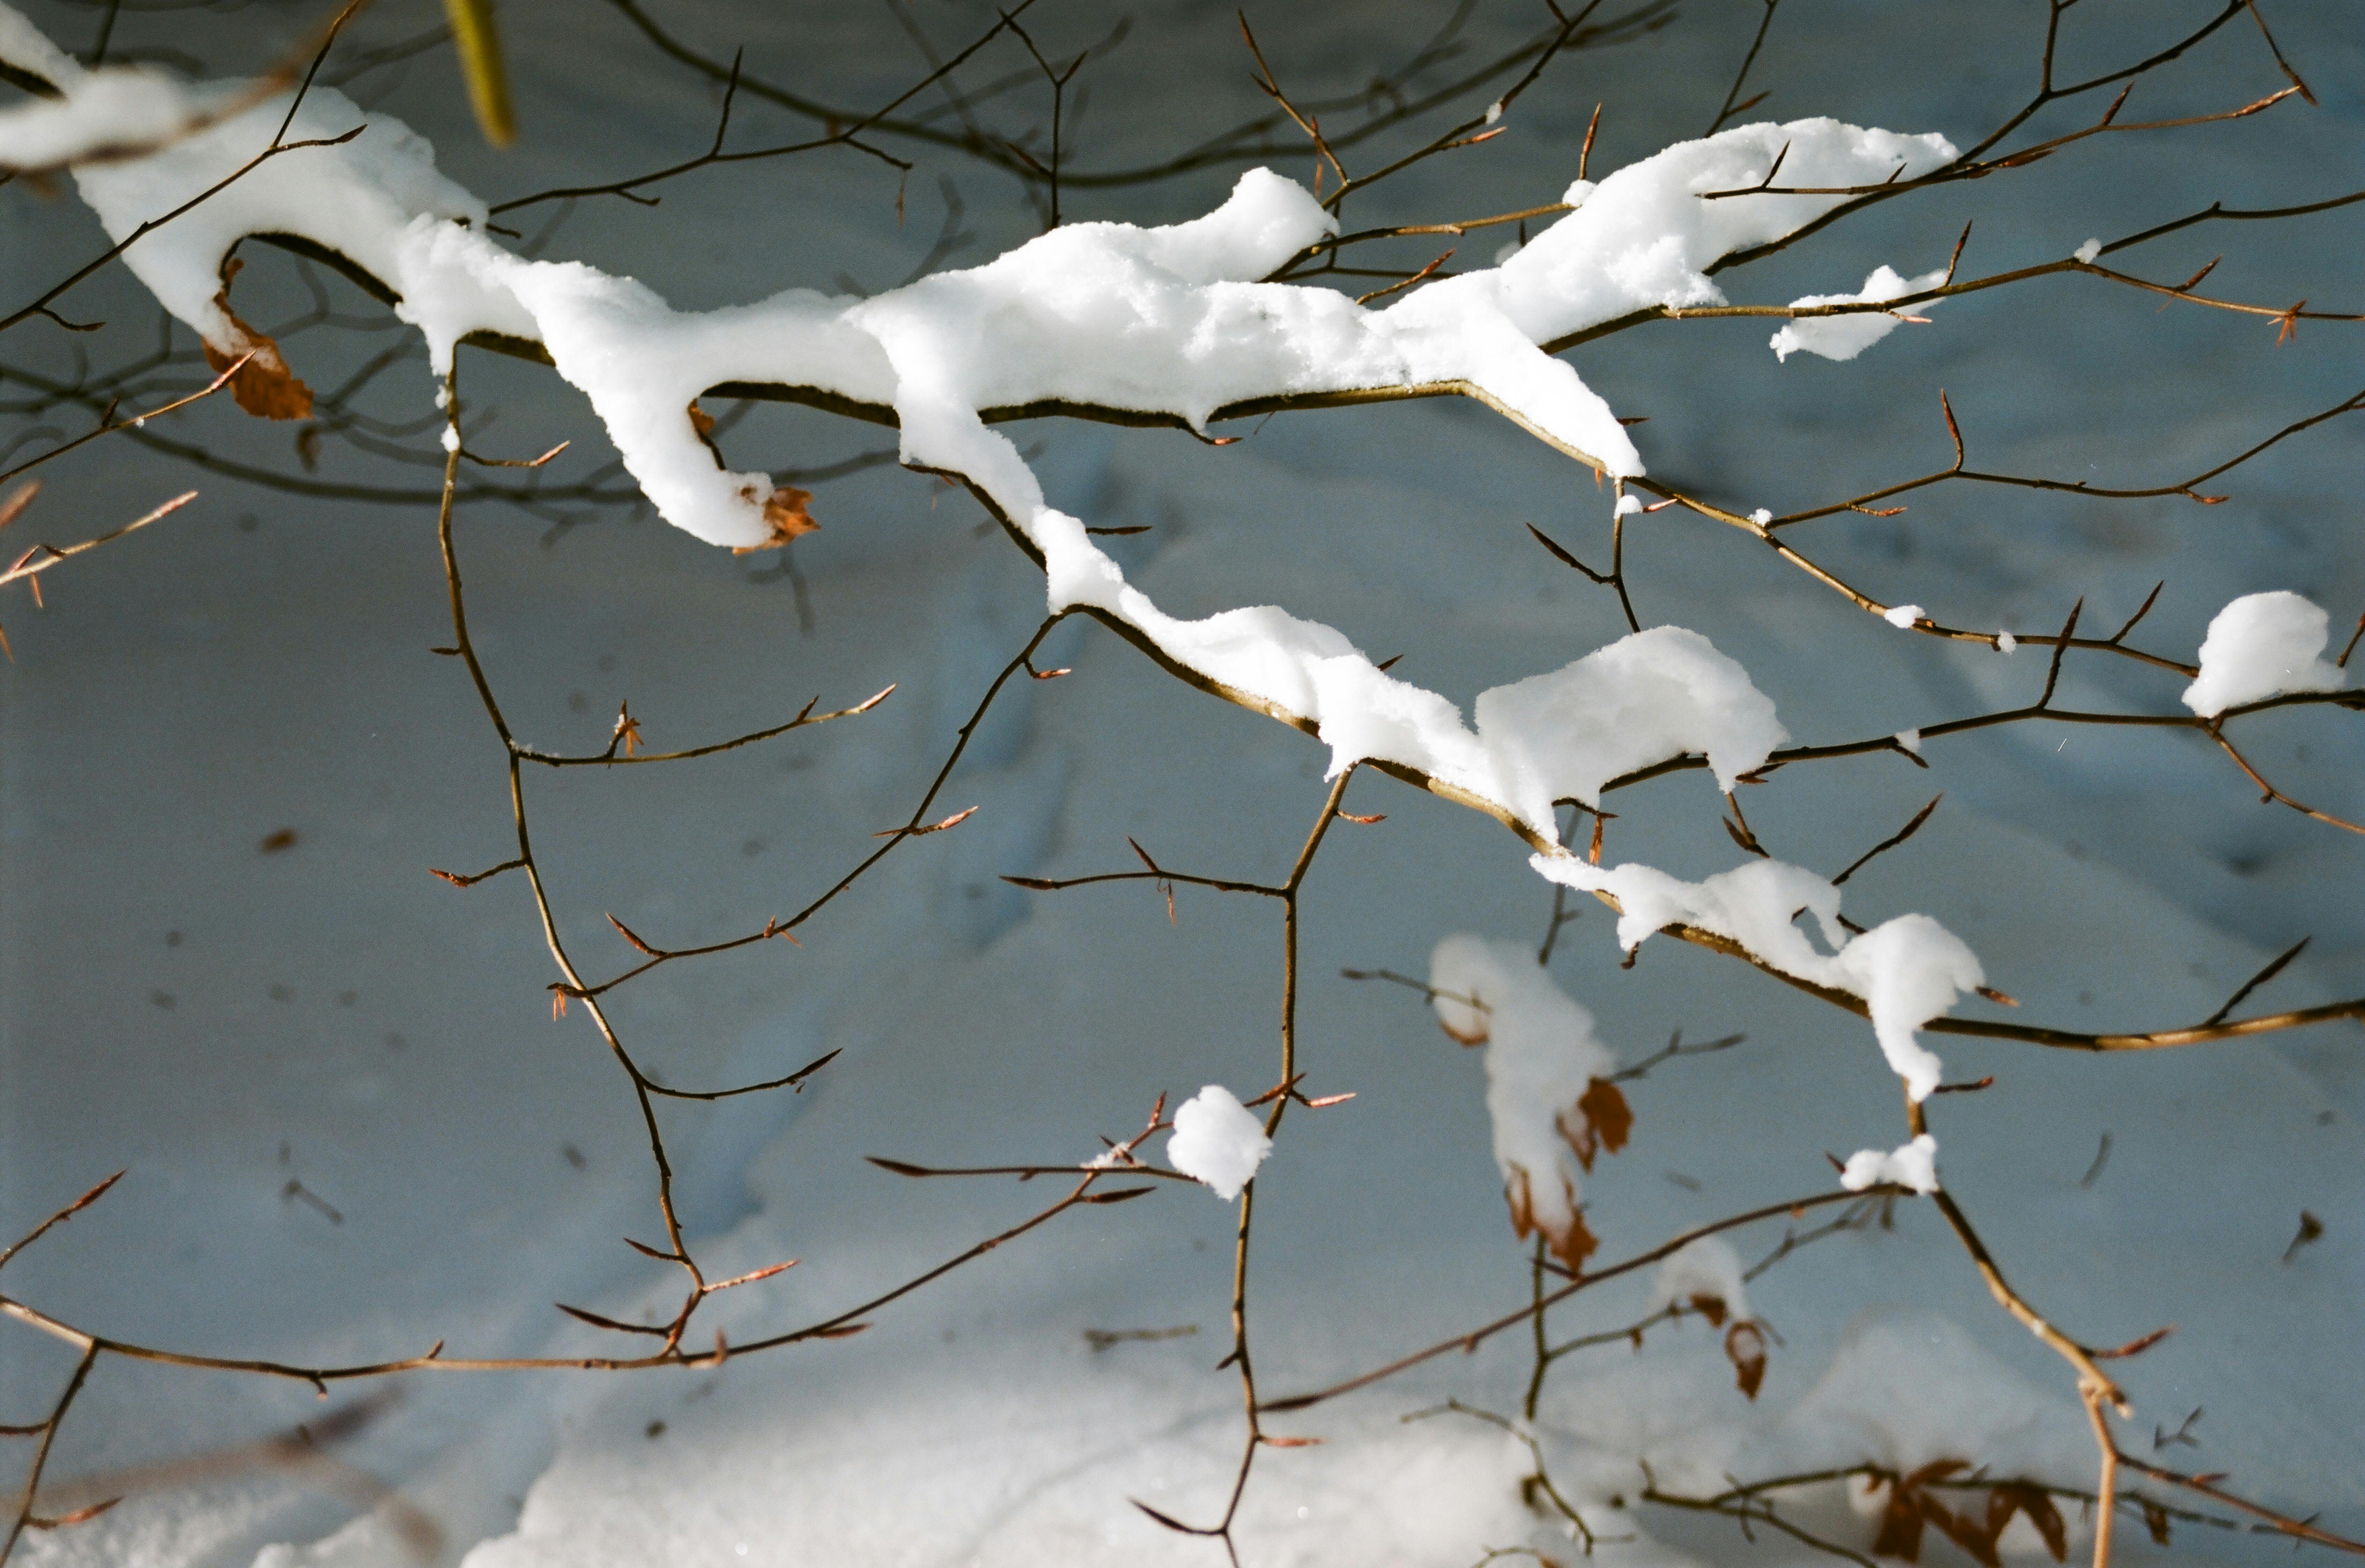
left=1530, top=855, right=1981, bottom=1099
left=1770, top=264, right=1945, bottom=363
left=2180, top=590, right=2350, bottom=717
left=1840, top=1133, right=1940, bottom=1193
left=1428, top=935, right=1618, bottom=1265
left=1164, top=1085, right=1270, bottom=1200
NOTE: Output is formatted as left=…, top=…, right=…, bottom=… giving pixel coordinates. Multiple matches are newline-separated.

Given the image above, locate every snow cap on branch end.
left=1841, top=1133, right=1939, bottom=1194
left=2180, top=591, right=2349, bottom=718
left=1166, top=1085, right=1270, bottom=1200
left=1771, top=265, right=1946, bottom=364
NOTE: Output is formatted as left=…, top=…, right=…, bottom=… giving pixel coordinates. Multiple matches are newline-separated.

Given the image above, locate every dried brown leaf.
left=1923, top=1494, right=2002, bottom=1568
left=730, top=485, right=820, bottom=555
left=1553, top=1206, right=1600, bottom=1272
left=1988, top=1483, right=2067, bottom=1563
left=1725, top=1319, right=1768, bottom=1400
left=1873, top=1477, right=1927, bottom=1562
left=1578, top=1076, right=1632, bottom=1162
left=204, top=297, right=313, bottom=420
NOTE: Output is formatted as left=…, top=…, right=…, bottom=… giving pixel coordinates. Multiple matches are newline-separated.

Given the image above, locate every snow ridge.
left=1530, top=855, right=1982, bottom=1101
left=3, top=6, right=1948, bottom=838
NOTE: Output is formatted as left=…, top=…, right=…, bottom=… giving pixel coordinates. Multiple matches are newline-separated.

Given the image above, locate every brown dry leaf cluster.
left=1500, top=1074, right=1639, bottom=1270
left=1503, top=1164, right=1599, bottom=1272
left=1870, top=1461, right=2069, bottom=1566
left=731, top=485, right=821, bottom=554
left=684, top=402, right=825, bottom=554
left=205, top=268, right=312, bottom=420
left=1665, top=1288, right=1767, bottom=1399
left=762, top=485, right=819, bottom=540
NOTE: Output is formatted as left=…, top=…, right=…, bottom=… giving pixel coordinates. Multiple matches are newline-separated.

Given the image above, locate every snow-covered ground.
left=4, top=2, right=2363, bottom=1565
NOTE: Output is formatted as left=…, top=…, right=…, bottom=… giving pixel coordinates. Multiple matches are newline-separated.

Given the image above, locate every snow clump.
left=1770, top=264, right=1945, bottom=362
left=1165, top=1085, right=1270, bottom=1200
left=1429, top=935, right=1622, bottom=1267
left=1474, top=626, right=1787, bottom=821
left=6, top=0, right=1957, bottom=842
left=2180, top=590, right=2350, bottom=718
left=1649, top=1235, right=1751, bottom=1323
left=1884, top=603, right=1924, bottom=628
left=1839, top=1133, right=1939, bottom=1193
left=1529, top=855, right=1981, bottom=1100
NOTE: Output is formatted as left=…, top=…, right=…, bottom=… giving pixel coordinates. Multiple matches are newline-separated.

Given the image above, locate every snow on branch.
left=1532, top=854, right=1983, bottom=1101
left=0, top=0, right=1952, bottom=841
left=1769, top=262, right=1947, bottom=362
left=2180, top=589, right=2351, bottom=718
left=1427, top=935, right=1628, bottom=1268
left=1165, top=1085, right=1272, bottom=1200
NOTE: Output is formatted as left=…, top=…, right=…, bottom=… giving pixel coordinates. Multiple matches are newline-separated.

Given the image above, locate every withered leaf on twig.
left=1564, top=1075, right=1633, bottom=1172
left=1503, top=1162, right=1599, bottom=1271
left=205, top=284, right=314, bottom=420
left=732, top=486, right=821, bottom=553
left=1987, top=1482, right=2068, bottom=1562
left=1724, top=1319, right=1767, bottom=1400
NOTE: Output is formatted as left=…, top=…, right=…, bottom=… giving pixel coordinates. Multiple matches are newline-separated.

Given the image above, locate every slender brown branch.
left=1705, top=1, right=1780, bottom=136
left=0, top=1174, right=124, bottom=1276
left=2203, top=938, right=2309, bottom=1028
left=1261, top=1188, right=1892, bottom=1414
left=522, top=685, right=894, bottom=767
left=2115, top=1450, right=2365, bottom=1556
left=2, top=1346, right=97, bottom=1561
left=0, top=354, right=251, bottom=486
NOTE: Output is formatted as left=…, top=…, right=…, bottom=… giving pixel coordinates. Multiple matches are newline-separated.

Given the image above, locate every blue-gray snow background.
left=2, top=1, right=2362, bottom=1564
